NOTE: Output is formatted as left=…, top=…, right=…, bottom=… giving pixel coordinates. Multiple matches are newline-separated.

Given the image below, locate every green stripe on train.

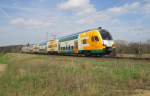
left=78, top=50, right=106, bottom=54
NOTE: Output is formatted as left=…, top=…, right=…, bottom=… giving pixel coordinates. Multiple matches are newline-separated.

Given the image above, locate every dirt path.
left=141, top=90, right=150, bottom=96
left=132, top=90, right=150, bottom=96
left=0, top=64, right=6, bottom=73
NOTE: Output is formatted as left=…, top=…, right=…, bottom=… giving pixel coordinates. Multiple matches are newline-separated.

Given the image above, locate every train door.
left=91, top=31, right=100, bottom=50
left=73, top=41, right=78, bottom=53
left=58, top=43, right=60, bottom=53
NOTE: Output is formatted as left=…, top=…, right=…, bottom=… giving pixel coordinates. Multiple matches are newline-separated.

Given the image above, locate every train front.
left=99, top=29, right=115, bottom=55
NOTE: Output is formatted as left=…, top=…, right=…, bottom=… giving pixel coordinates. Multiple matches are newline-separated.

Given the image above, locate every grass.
left=0, top=53, right=9, bottom=64
left=0, top=53, right=150, bottom=96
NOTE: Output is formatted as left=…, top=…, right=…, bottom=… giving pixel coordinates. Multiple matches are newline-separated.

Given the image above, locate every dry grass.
left=0, top=53, right=150, bottom=96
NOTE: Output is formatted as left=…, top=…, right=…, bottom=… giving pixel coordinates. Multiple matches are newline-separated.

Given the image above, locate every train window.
left=48, top=45, right=51, bottom=48
left=91, top=37, right=94, bottom=42
left=58, top=45, right=60, bottom=50
left=91, top=36, right=99, bottom=42
left=63, top=47, right=65, bottom=50
left=83, top=39, right=87, bottom=44
left=59, top=35, right=78, bottom=42
left=66, top=46, right=68, bottom=50
left=55, top=44, right=57, bottom=47
left=100, top=29, right=112, bottom=40
left=94, top=36, right=99, bottom=41
left=71, top=46, right=74, bottom=50
left=68, top=46, right=70, bottom=50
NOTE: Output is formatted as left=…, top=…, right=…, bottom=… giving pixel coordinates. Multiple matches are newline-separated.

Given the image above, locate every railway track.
left=21, top=52, right=150, bottom=60
left=102, top=56, right=150, bottom=60
left=46, top=54, right=150, bottom=60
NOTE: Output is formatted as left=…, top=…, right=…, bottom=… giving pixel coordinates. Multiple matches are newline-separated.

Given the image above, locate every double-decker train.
left=22, top=27, right=115, bottom=56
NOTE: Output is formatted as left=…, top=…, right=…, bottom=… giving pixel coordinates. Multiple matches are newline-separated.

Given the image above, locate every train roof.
left=57, top=27, right=102, bottom=40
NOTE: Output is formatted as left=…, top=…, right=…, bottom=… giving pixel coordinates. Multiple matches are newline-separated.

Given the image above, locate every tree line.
left=114, top=40, right=150, bottom=55
left=0, top=45, right=23, bottom=53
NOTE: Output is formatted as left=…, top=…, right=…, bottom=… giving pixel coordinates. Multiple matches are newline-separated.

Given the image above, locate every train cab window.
left=83, top=39, right=87, bottom=44
left=100, top=29, right=112, bottom=40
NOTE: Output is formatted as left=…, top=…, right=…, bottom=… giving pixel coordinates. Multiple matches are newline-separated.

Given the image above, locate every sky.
left=0, top=0, right=150, bottom=46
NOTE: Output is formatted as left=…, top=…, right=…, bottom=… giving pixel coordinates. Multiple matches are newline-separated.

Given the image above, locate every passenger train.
left=22, top=27, right=115, bottom=56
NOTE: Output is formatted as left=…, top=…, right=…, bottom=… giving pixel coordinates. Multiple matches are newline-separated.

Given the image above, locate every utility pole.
left=137, top=31, right=142, bottom=57
left=46, top=32, right=49, bottom=41
left=138, top=40, right=142, bottom=56
left=46, top=32, right=49, bottom=65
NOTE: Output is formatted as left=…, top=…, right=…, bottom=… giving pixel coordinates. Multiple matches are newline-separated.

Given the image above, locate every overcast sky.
left=0, top=0, right=150, bottom=46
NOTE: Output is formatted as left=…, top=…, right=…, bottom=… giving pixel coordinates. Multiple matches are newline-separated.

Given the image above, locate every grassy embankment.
left=0, top=53, right=150, bottom=96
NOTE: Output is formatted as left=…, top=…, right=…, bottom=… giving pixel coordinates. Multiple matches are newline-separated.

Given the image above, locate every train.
left=21, top=27, right=115, bottom=56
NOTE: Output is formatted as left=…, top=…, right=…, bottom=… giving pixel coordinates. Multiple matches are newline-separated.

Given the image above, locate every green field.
left=0, top=53, right=150, bottom=96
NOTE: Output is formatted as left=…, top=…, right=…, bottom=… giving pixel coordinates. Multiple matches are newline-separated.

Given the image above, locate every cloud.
left=10, top=18, right=51, bottom=29
left=143, top=2, right=150, bottom=14
left=0, top=28, right=7, bottom=33
left=58, top=1, right=143, bottom=24
left=58, top=0, right=96, bottom=16
left=78, top=2, right=141, bottom=24
left=107, top=2, right=140, bottom=15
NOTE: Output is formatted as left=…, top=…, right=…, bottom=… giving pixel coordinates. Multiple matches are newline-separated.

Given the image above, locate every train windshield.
left=100, top=29, right=113, bottom=40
